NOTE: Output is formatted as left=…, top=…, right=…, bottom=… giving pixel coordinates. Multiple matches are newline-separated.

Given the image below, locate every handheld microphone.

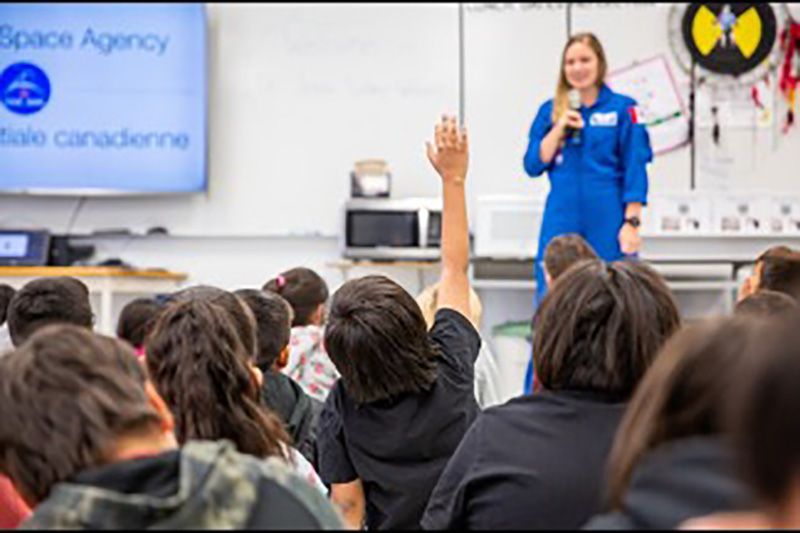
left=567, top=89, right=582, bottom=145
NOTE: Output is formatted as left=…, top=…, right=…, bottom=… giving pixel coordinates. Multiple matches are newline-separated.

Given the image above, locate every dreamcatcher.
left=668, top=3, right=782, bottom=145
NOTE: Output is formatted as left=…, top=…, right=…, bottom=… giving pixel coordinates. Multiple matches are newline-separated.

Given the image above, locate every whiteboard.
left=463, top=3, right=568, bottom=207
left=0, top=3, right=460, bottom=236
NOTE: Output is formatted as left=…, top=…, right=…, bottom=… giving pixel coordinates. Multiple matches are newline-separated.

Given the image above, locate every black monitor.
left=0, top=230, right=51, bottom=266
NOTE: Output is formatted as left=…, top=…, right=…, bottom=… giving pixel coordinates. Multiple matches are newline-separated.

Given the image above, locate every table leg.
left=100, top=282, right=114, bottom=336
left=724, top=282, right=735, bottom=314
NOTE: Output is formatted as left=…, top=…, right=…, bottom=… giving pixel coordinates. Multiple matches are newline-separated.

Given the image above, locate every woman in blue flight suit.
left=524, top=32, right=653, bottom=306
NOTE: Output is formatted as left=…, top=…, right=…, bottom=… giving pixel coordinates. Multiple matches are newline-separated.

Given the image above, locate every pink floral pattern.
left=282, top=325, right=339, bottom=402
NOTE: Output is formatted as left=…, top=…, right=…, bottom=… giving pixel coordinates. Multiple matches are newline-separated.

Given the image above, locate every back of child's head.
left=0, top=284, right=15, bottom=326
left=145, top=298, right=289, bottom=460
left=534, top=259, right=680, bottom=400
left=731, top=312, right=800, bottom=511
left=416, top=282, right=482, bottom=330
left=325, top=275, right=437, bottom=404
left=167, top=285, right=257, bottom=358
left=116, top=297, right=165, bottom=349
left=756, top=245, right=793, bottom=264
left=756, top=245, right=800, bottom=300
left=234, top=289, right=293, bottom=370
left=606, top=315, right=766, bottom=509
left=543, top=234, right=599, bottom=283
left=263, top=267, right=329, bottom=327
left=0, top=324, right=158, bottom=505
left=734, top=289, right=798, bottom=318
left=7, top=277, right=93, bottom=347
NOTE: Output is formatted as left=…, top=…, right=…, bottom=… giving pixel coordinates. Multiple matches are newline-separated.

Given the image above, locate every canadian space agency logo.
left=0, top=62, right=51, bottom=115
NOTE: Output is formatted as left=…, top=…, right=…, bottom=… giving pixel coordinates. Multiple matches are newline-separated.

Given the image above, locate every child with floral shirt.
left=264, top=268, right=339, bottom=402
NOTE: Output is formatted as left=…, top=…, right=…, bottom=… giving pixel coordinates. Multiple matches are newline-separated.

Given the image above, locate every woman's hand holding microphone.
left=539, top=109, right=585, bottom=164
left=556, top=109, right=584, bottom=140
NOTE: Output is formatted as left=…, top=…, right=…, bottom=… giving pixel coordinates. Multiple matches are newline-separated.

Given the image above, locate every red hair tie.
left=276, top=275, right=287, bottom=290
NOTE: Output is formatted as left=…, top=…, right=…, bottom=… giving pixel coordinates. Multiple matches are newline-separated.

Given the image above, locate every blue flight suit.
left=523, top=84, right=653, bottom=304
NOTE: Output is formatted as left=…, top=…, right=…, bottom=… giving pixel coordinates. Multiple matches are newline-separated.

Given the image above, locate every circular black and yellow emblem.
left=682, top=3, right=777, bottom=77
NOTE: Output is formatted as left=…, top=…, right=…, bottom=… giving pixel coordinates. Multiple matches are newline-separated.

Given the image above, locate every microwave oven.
left=343, top=198, right=442, bottom=260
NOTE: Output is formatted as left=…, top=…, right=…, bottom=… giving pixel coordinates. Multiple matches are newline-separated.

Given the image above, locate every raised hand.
left=426, top=114, right=471, bottom=320
left=426, top=115, right=468, bottom=184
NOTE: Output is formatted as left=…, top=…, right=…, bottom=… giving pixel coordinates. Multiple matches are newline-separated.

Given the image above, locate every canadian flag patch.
left=628, top=106, right=641, bottom=124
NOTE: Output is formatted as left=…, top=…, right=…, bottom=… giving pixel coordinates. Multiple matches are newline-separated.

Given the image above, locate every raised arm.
left=426, top=115, right=471, bottom=319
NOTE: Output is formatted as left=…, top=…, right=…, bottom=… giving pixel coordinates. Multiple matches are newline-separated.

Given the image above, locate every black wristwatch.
left=624, top=216, right=641, bottom=229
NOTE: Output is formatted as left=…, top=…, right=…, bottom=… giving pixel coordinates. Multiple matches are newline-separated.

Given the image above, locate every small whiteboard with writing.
left=607, top=55, right=689, bottom=155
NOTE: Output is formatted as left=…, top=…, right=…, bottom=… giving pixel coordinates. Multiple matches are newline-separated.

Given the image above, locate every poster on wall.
left=607, top=55, right=690, bottom=155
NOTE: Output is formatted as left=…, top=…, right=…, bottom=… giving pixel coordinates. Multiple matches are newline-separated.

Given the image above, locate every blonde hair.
left=552, top=32, right=608, bottom=124
left=416, top=283, right=482, bottom=330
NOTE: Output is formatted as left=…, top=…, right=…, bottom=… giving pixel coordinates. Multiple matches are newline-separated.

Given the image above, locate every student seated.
left=416, top=282, right=505, bottom=408
left=585, top=317, right=759, bottom=529
left=0, top=284, right=15, bottom=354
left=165, top=285, right=255, bottom=347
left=264, top=267, right=339, bottom=402
left=0, top=287, right=30, bottom=527
left=316, top=116, right=480, bottom=530
left=146, top=291, right=326, bottom=493
left=524, top=233, right=599, bottom=393
left=6, top=276, right=93, bottom=347
left=543, top=233, right=599, bottom=287
left=0, top=325, right=343, bottom=529
left=734, top=289, right=798, bottom=318
left=235, top=288, right=322, bottom=465
left=422, top=259, right=681, bottom=530
left=116, top=297, right=165, bottom=358
left=737, top=245, right=800, bottom=302
left=681, top=313, right=800, bottom=529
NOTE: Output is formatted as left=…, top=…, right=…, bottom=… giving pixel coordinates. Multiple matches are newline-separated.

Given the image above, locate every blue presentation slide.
left=0, top=3, right=207, bottom=193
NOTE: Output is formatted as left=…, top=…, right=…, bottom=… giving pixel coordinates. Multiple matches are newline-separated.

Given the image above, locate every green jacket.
left=21, top=440, right=343, bottom=529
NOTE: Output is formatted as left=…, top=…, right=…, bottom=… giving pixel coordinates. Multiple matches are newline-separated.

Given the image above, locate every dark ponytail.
left=146, top=299, right=290, bottom=461
left=263, top=267, right=329, bottom=327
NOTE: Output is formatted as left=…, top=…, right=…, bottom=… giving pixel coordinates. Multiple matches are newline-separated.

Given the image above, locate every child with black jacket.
left=235, top=288, right=322, bottom=466
left=316, top=116, right=481, bottom=530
